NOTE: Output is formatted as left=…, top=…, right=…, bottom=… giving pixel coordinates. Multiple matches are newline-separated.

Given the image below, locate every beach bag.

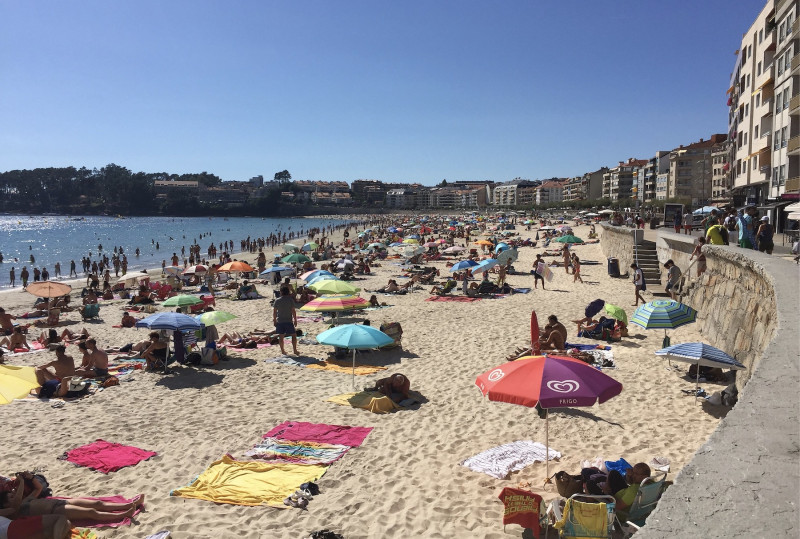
left=554, top=471, right=583, bottom=498
left=101, top=376, right=119, bottom=388
left=186, top=352, right=202, bottom=366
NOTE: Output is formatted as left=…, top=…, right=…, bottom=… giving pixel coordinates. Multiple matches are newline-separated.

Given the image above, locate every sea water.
left=0, top=215, right=352, bottom=287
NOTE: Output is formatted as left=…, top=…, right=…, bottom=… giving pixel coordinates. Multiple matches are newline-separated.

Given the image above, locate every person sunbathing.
left=142, top=331, right=168, bottom=371
left=30, top=375, right=91, bottom=400
left=540, top=315, right=567, bottom=350
left=103, top=338, right=151, bottom=356
left=34, top=345, right=75, bottom=385
left=120, top=311, right=136, bottom=328
left=0, top=327, right=30, bottom=351
left=368, top=295, right=388, bottom=307
left=370, top=373, right=411, bottom=403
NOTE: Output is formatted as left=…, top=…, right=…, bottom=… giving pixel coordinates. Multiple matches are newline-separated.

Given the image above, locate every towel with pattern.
left=264, top=421, right=373, bottom=447
left=461, top=441, right=561, bottom=479
left=171, top=454, right=327, bottom=507
left=244, top=437, right=350, bottom=464
left=63, top=439, right=157, bottom=474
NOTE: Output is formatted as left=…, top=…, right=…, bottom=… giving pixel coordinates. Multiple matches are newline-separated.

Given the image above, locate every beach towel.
left=63, top=440, right=157, bottom=474
left=564, top=343, right=612, bottom=351
left=56, top=495, right=143, bottom=528
left=306, top=359, right=387, bottom=376
left=171, top=454, right=327, bottom=507
left=296, top=316, right=324, bottom=323
left=264, top=356, right=323, bottom=367
left=327, top=391, right=400, bottom=414
left=461, top=441, right=561, bottom=479
left=264, top=421, right=373, bottom=447
left=512, top=288, right=531, bottom=294
left=70, top=529, right=97, bottom=539
left=244, top=437, right=350, bottom=465
left=425, top=296, right=481, bottom=302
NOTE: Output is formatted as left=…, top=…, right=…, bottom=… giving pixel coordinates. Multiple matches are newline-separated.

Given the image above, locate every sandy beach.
left=0, top=220, right=726, bottom=538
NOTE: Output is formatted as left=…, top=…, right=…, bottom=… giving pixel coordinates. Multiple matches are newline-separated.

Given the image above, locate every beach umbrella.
left=423, top=242, right=439, bottom=248
left=553, top=235, right=584, bottom=244
left=655, top=342, right=746, bottom=401
left=0, top=365, right=40, bottom=405
left=183, top=265, right=208, bottom=274
left=631, top=300, right=697, bottom=348
left=196, top=310, right=237, bottom=327
left=116, top=272, right=150, bottom=285
left=282, top=243, right=300, bottom=252
left=585, top=213, right=600, bottom=217
left=281, top=253, right=311, bottom=265
left=471, top=259, right=499, bottom=274
left=494, top=242, right=510, bottom=253
left=476, top=355, right=623, bottom=480
left=306, top=274, right=339, bottom=286
left=25, top=281, right=72, bottom=298
left=474, top=240, right=494, bottom=246
left=316, top=324, right=394, bottom=389
left=163, top=266, right=182, bottom=276
left=301, top=242, right=319, bottom=252
left=603, top=303, right=628, bottom=326
left=496, top=248, right=519, bottom=266
left=444, top=246, right=466, bottom=254
left=402, top=238, right=419, bottom=244
left=135, top=312, right=202, bottom=331
left=308, top=279, right=360, bottom=295
left=300, top=295, right=370, bottom=313
left=450, top=259, right=479, bottom=272
left=218, top=261, right=254, bottom=273
left=301, top=270, right=334, bottom=281
left=260, top=266, right=294, bottom=276
left=367, top=242, right=386, bottom=250
left=162, top=294, right=204, bottom=307
left=539, top=226, right=555, bottom=231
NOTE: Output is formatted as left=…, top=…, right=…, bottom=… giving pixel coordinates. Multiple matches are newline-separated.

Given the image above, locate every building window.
left=755, top=125, right=759, bottom=138
left=753, top=157, right=758, bottom=170
left=780, top=165, right=786, bottom=184
left=747, top=74, right=751, bottom=88
left=758, top=61, right=762, bottom=75
left=756, top=94, right=761, bottom=107
left=782, top=126, right=788, bottom=147
left=759, top=29, right=763, bottom=43
left=745, top=103, right=749, bottom=116
left=778, top=57, right=784, bottom=75
left=780, top=22, right=786, bottom=41
left=784, top=88, right=790, bottom=108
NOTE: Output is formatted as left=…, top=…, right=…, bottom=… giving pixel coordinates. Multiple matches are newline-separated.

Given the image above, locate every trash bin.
left=650, top=217, right=660, bottom=229
left=607, top=257, right=620, bottom=277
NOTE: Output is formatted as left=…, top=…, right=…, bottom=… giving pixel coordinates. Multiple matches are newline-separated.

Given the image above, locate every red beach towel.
left=264, top=421, right=372, bottom=447
left=64, top=439, right=157, bottom=474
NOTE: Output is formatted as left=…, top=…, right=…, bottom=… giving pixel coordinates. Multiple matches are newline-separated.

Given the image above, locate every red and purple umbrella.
left=475, top=355, right=623, bottom=480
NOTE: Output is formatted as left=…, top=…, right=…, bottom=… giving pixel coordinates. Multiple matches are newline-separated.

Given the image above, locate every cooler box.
left=607, top=257, right=620, bottom=277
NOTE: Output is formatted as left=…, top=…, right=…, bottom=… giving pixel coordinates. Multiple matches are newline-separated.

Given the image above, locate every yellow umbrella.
left=0, top=365, right=40, bottom=405
left=307, top=279, right=360, bottom=295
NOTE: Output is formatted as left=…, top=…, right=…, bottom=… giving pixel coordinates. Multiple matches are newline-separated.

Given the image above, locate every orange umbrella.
left=474, top=240, right=494, bottom=246
left=25, top=281, right=72, bottom=298
left=218, top=261, right=254, bottom=273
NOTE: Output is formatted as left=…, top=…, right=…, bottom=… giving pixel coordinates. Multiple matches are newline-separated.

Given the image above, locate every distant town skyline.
left=1, top=0, right=766, bottom=185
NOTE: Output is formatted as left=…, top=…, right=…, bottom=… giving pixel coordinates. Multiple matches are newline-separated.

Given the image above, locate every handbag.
left=554, top=471, right=583, bottom=498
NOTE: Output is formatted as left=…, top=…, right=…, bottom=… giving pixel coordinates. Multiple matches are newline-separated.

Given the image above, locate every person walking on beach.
left=272, top=286, right=299, bottom=356
left=533, top=255, right=546, bottom=290
left=630, top=263, right=646, bottom=306
left=572, top=254, right=583, bottom=283
left=562, top=245, right=571, bottom=274
left=9, top=267, right=14, bottom=288
left=20, top=267, right=29, bottom=288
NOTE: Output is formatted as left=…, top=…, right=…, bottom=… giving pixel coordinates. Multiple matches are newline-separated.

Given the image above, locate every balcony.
left=786, top=176, right=800, bottom=193
left=791, top=93, right=800, bottom=113
left=789, top=135, right=800, bottom=154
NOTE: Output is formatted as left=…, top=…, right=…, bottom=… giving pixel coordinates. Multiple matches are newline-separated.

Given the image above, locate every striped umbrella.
left=299, top=294, right=370, bottom=313
left=631, top=300, right=697, bottom=348
left=655, top=342, right=745, bottom=401
left=308, top=279, right=360, bottom=295
left=300, top=270, right=334, bottom=281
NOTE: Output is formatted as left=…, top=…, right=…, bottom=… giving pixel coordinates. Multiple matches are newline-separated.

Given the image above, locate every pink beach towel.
left=264, top=421, right=373, bottom=447
left=53, top=495, right=143, bottom=528
left=64, top=440, right=157, bottom=474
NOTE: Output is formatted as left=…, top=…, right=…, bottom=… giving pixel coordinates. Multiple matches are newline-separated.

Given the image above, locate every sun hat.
left=761, top=216, right=769, bottom=221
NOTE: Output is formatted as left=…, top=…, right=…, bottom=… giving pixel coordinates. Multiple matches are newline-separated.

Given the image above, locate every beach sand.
left=0, top=221, right=726, bottom=538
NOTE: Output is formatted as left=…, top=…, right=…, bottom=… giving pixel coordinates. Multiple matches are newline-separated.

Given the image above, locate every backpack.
left=720, top=226, right=729, bottom=245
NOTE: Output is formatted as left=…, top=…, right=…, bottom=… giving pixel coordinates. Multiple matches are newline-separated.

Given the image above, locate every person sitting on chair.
left=237, top=280, right=258, bottom=299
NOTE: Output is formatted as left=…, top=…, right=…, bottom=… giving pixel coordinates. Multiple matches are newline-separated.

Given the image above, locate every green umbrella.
left=162, top=294, right=204, bottom=307
left=553, top=235, right=584, bottom=244
left=282, top=253, right=311, bottom=264
left=196, top=310, right=237, bottom=326
left=282, top=243, right=299, bottom=252
left=308, top=279, right=360, bottom=295
left=603, top=303, right=628, bottom=325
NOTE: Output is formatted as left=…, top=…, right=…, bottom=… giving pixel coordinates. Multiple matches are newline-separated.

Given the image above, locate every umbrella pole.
left=352, top=349, right=357, bottom=391
left=545, top=409, right=550, bottom=482
left=696, top=362, right=701, bottom=404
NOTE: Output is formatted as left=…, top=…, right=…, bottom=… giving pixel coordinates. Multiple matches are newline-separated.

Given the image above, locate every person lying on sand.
left=103, top=338, right=151, bottom=356
left=369, top=373, right=410, bottom=403
left=120, top=311, right=137, bottom=328
left=0, top=327, right=30, bottom=351
left=377, top=279, right=399, bottom=293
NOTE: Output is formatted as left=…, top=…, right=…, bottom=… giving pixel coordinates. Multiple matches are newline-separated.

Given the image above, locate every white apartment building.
left=535, top=181, right=564, bottom=205
left=771, top=0, right=799, bottom=201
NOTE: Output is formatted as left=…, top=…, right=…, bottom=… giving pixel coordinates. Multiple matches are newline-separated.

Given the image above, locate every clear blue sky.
left=1, top=0, right=766, bottom=185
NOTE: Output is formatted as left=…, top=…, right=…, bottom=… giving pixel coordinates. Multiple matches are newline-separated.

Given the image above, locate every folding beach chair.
left=549, top=494, right=616, bottom=539
left=616, top=472, right=667, bottom=537
left=80, top=303, right=101, bottom=321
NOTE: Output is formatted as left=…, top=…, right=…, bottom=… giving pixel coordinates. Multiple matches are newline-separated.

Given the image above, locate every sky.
left=1, top=0, right=768, bottom=185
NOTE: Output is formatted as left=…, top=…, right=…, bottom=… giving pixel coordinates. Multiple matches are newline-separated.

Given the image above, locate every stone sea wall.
left=602, top=228, right=800, bottom=538
left=598, top=223, right=643, bottom=273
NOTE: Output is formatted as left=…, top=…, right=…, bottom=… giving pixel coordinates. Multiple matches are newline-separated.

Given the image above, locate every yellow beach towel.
left=171, top=455, right=327, bottom=507
left=307, top=359, right=387, bottom=375
left=327, top=391, right=399, bottom=414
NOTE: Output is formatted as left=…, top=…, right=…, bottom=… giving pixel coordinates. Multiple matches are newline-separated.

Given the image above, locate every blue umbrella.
left=450, top=259, right=480, bottom=272
left=260, top=266, right=294, bottom=276
left=631, top=300, right=697, bottom=347
left=316, top=324, right=394, bottom=388
left=494, top=242, right=510, bottom=253
left=307, top=274, right=340, bottom=286
left=389, top=242, right=404, bottom=247
left=655, top=342, right=745, bottom=400
left=303, top=270, right=334, bottom=281
left=135, top=312, right=202, bottom=331
left=471, top=259, right=498, bottom=274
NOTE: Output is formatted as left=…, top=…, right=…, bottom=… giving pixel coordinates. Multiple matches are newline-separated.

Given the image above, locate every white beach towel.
left=461, top=440, right=561, bottom=479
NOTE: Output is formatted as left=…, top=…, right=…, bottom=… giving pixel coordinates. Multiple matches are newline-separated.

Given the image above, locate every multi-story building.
left=603, top=159, right=647, bottom=202
left=641, top=152, right=670, bottom=203
left=773, top=0, right=799, bottom=203
left=385, top=189, right=415, bottom=209
left=668, top=136, right=726, bottom=205
left=535, top=181, right=564, bottom=205
left=711, top=141, right=732, bottom=203
left=491, top=179, right=539, bottom=206
left=729, top=2, right=778, bottom=206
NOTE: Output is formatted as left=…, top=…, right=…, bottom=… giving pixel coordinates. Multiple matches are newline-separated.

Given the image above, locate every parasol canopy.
left=25, top=281, right=72, bottom=298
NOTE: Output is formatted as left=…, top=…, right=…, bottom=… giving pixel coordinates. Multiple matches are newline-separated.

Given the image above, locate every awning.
left=757, top=77, right=774, bottom=90
left=727, top=85, right=735, bottom=95
left=784, top=202, right=800, bottom=212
